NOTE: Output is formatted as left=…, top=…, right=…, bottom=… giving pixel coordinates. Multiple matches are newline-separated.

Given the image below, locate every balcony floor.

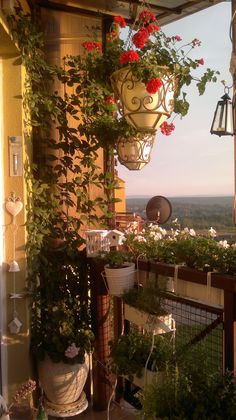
left=48, top=401, right=137, bottom=420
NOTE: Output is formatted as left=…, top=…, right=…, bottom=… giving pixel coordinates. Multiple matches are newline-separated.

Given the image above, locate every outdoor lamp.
left=210, top=91, right=234, bottom=136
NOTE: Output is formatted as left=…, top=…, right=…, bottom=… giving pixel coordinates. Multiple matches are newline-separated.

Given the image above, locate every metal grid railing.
left=162, top=292, right=224, bottom=372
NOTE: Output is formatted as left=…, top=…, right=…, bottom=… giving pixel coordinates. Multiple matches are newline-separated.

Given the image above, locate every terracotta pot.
left=38, top=353, right=89, bottom=405
left=104, top=262, right=136, bottom=296
left=111, top=66, right=175, bottom=131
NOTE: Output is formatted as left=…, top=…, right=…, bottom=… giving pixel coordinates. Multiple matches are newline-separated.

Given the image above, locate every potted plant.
left=108, top=330, right=173, bottom=388
left=139, top=348, right=236, bottom=419
left=30, top=246, right=94, bottom=414
left=97, top=250, right=136, bottom=296
left=82, top=9, right=219, bottom=134
left=122, top=280, right=173, bottom=334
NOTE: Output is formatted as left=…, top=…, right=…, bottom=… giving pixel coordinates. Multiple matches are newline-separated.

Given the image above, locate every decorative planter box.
left=124, top=369, right=165, bottom=389
left=124, top=304, right=173, bottom=334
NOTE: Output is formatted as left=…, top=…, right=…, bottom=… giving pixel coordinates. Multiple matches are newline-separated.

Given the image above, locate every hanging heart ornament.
left=6, top=195, right=23, bottom=217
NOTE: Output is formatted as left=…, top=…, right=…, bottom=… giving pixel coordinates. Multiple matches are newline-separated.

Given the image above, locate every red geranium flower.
left=160, top=121, right=175, bottom=136
left=132, top=28, right=149, bottom=49
left=139, top=10, right=157, bottom=23
left=146, top=78, right=163, bottom=94
left=119, top=50, right=140, bottom=65
left=174, top=35, right=182, bottom=42
left=114, top=16, right=126, bottom=28
left=196, top=58, right=204, bottom=65
left=104, top=95, right=116, bottom=105
left=82, top=41, right=101, bottom=52
left=147, top=24, right=160, bottom=33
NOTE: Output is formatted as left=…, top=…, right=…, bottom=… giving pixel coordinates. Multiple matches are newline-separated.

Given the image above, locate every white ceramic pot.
left=38, top=353, right=89, bottom=405
left=104, top=262, right=136, bottom=296
left=116, top=134, right=155, bottom=170
left=111, top=66, right=175, bottom=131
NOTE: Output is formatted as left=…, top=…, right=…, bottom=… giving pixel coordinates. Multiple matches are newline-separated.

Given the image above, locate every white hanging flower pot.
left=111, top=66, right=175, bottom=131
left=116, top=134, right=155, bottom=170
left=103, top=262, right=136, bottom=296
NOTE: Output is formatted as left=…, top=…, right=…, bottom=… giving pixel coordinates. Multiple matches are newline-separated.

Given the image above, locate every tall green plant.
left=7, top=3, right=119, bottom=361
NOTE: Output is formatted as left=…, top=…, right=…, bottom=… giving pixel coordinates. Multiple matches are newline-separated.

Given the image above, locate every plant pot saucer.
left=44, top=391, right=88, bottom=417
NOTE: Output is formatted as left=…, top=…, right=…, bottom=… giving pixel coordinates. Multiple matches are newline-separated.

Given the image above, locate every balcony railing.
left=89, top=258, right=236, bottom=410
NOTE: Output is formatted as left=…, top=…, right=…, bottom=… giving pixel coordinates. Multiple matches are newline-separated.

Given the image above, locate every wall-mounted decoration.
left=5, top=192, right=24, bottom=334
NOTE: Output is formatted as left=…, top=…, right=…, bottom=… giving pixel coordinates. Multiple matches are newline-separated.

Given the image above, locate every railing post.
left=89, top=259, right=111, bottom=410
left=224, top=290, right=236, bottom=375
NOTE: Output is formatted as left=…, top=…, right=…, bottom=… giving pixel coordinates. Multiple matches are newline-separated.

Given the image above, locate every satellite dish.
left=146, top=196, right=172, bottom=224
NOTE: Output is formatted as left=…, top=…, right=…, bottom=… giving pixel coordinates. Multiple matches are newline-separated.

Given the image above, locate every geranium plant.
left=81, top=7, right=219, bottom=134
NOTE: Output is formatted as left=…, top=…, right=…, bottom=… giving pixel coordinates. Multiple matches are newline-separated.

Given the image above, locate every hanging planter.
left=111, top=66, right=175, bottom=131
left=116, top=133, right=155, bottom=170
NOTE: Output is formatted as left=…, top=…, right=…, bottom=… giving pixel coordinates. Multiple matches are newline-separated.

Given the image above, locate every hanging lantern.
left=111, top=66, right=175, bottom=131
left=116, top=134, right=155, bottom=170
left=210, top=92, right=234, bottom=136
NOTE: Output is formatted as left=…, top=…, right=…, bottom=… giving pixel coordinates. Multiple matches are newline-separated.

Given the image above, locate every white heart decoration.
left=6, top=200, right=23, bottom=217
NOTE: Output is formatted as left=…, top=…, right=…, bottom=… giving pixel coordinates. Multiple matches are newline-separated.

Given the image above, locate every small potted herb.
left=108, top=330, right=173, bottom=387
left=98, top=250, right=135, bottom=296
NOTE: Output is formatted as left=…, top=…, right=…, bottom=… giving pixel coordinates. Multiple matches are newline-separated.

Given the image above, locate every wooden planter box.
left=124, top=304, right=173, bottom=334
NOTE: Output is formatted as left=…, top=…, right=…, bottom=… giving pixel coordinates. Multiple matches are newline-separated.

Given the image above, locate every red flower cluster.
left=139, top=10, right=156, bottom=23
left=119, top=50, right=140, bottom=65
left=82, top=41, right=101, bottom=52
left=160, top=121, right=175, bottom=136
left=147, top=24, right=160, bottom=33
left=146, top=78, right=163, bottom=94
left=104, top=95, right=116, bottom=105
left=114, top=15, right=126, bottom=28
left=196, top=58, right=204, bottom=65
left=132, top=27, right=149, bottom=49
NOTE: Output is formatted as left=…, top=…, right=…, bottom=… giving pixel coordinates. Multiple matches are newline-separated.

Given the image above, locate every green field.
left=126, top=196, right=236, bottom=239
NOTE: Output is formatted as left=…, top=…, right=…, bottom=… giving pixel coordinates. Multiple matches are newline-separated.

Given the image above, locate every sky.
left=117, top=1, right=233, bottom=197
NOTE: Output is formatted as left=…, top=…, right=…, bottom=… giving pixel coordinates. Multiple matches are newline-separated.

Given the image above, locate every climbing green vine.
left=7, top=3, right=119, bottom=362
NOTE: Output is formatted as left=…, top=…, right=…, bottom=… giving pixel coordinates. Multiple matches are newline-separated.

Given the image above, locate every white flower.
left=189, top=229, right=196, bottom=237
left=231, top=243, right=236, bottom=248
left=135, top=235, right=146, bottom=242
left=209, top=227, right=217, bottom=238
left=218, top=240, right=229, bottom=249
left=173, top=218, right=178, bottom=224
left=65, top=343, right=80, bottom=358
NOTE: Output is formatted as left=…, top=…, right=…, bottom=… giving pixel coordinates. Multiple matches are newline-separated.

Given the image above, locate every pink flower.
left=132, top=28, right=149, bottom=49
left=65, top=343, right=80, bottom=359
left=139, top=10, right=157, bottom=23
left=146, top=78, right=163, bottom=94
left=192, top=38, right=201, bottom=47
left=119, top=50, right=140, bottom=65
left=147, top=24, right=160, bottom=33
left=174, top=35, right=182, bottom=42
left=114, top=16, right=126, bottom=28
left=160, top=121, right=175, bottom=136
left=196, top=58, right=204, bottom=65
left=82, top=41, right=101, bottom=52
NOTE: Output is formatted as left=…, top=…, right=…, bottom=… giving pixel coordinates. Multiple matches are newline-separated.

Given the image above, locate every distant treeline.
left=126, top=196, right=235, bottom=237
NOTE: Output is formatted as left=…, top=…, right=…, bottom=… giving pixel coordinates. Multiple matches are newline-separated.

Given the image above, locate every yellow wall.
left=0, top=13, right=31, bottom=402
left=115, top=176, right=126, bottom=213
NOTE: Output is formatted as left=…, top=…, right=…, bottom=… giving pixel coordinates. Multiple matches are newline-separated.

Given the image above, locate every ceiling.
left=33, top=0, right=227, bottom=25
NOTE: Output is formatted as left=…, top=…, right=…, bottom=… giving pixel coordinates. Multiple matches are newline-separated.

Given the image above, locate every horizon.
left=127, top=194, right=234, bottom=198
